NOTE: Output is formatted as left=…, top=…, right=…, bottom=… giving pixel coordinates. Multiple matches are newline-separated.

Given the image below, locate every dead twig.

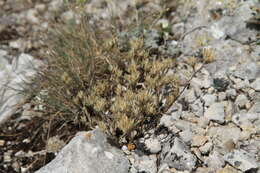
left=180, top=25, right=208, bottom=41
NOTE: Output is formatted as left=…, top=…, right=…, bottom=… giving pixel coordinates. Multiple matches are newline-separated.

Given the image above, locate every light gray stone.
left=251, top=78, right=260, bottom=91
left=159, top=115, right=181, bottom=134
left=208, top=1, right=253, bottom=40
left=204, top=102, right=225, bottom=123
left=205, top=151, right=225, bottom=170
left=232, top=112, right=260, bottom=135
left=160, top=138, right=197, bottom=171
left=160, top=115, right=176, bottom=129
left=0, top=49, right=7, bottom=58
left=166, top=102, right=182, bottom=114
left=232, top=62, right=259, bottom=80
left=226, top=89, right=237, bottom=99
left=131, top=154, right=157, bottom=173
left=191, top=77, right=212, bottom=89
left=199, top=142, right=213, bottom=154
left=202, top=94, right=216, bottom=107
left=9, top=39, right=26, bottom=51
left=190, top=99, right=204, bottom=117
left=239, top=139, right=260, bottom=160
left=184, top=89, right=197, bottom=103
left=234, top=79, right=250, bottom=90
left=181, top=111, right=196, bottom=120
left=218, top=92, right=227, bottom=101
left=179, top=129, right=194, bottom=144
left=207, top=126, right=241, bottom=152
left=224, top=149, right=259, bottom=172
left=0, top=53, right=42, bottom=124
left=35, top=129, right=129, bottom=173
left=235, top=94, right=249, bottom=108
left=254, top=119, right=260, bottom=134
left=174, top=120, right=193, bottom=131
left=248, top=89, right=256, bottom=99
left=197, top=116, right=210, bottom=128
left=144, top=138, right=161, bottom=154
left=208, top=126, right=241, bottom=143
left=249, top=102, right=260, bottom=113
left=239, top=131, right=252, bottom=140
left=232, top=113, right=259, bottom=127
left=129, top=167, right=138, bottom=173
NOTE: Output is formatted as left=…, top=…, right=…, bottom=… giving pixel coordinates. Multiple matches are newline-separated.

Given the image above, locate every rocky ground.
left=0, top=0, right=259, bottom=173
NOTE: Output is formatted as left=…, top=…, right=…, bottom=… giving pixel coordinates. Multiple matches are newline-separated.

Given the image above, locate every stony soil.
left=0, top=0, right=259, bottom=173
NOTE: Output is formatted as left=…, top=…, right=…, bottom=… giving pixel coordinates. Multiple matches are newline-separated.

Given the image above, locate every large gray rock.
left=36, top=129, right=130, bottom=173
left=0, top=53, right=41, bottom=124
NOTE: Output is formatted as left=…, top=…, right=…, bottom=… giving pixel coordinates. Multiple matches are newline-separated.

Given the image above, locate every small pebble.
left=0, top=140, right=5, bottom=146
left=144, top=138, right=161, bottom=154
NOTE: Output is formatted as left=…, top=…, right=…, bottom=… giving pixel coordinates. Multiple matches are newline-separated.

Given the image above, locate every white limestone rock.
left=160, top=138, right=197, bottom=171
left=204, top=102, right=225, bottom=123
left=235, top=94, right=249, bottom=109
left=202, top=94, right=217, bottom=107
left=130, top=153, right=157, bottom=173
left=224, top=149, right=259, bottom=172
left=35, top=129, right=130, bottom=173
left=251, top=78, right=260, bottom=91
left=144, top=138, right=162, bottom=154
left=0, top=53, right=42, bottom=124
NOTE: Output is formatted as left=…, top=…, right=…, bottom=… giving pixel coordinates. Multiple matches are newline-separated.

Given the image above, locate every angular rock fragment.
left=224, top=149, right=258, bottom=172
left=160, top=137, right=197, bottom=171
left=36, top=129, right=130, bottom=173
left=204, top=102, right=225, bottom=123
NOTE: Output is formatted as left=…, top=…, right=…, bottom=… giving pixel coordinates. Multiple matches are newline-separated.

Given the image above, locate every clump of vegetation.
left=202, top=47, right=215, bottom=63
left=28, top=16, right=179, bottom=145
left=195, top=33, right=213, bottom=47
